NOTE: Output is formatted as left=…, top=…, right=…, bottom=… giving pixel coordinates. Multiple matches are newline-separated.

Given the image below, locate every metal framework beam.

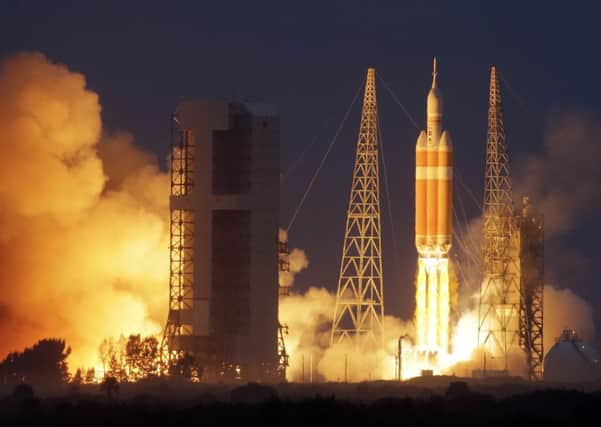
left=518, top=197, right=544, bottom=380
left=162, top=116, right=196, bottom=364
left=277, top=234, right=290, bottom=379
left=478, top=66, right=520, bottom=371
left=331, top=68, right=384, bottom=347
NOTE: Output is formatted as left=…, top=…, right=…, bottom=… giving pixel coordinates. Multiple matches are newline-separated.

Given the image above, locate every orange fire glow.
left=0, top=52, right=169, bottom=372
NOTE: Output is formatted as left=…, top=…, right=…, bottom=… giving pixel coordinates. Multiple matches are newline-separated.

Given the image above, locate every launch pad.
left=161, top=60, right=545, bottom=383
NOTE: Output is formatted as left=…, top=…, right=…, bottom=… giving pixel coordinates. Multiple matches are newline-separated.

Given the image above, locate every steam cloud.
left=279, top=287, right=413, bottom=381
left=278, top=228, right=309, bottom=288
left=0, top=52, right=169, bottom=370
left=514, top=112, right=601, bottom=238
left=514, top=112, right=600, bottom=344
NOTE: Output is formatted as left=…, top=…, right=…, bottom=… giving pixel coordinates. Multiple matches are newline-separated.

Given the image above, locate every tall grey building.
left=163, top=100, right=280, bottom=379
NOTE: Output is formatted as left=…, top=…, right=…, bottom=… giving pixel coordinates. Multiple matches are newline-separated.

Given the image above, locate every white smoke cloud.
left=514, top=112, right=601, bottom=238
left=543, top=285, right=595, bottom=353
left=280, top=286, right=414, bottom=382
left=278, top=228, right=309, bottom=289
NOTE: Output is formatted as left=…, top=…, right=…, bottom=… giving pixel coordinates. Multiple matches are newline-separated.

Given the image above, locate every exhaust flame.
left=280, top=284, right=479, bottom=381
left=415, top=257, right=450, bottom=353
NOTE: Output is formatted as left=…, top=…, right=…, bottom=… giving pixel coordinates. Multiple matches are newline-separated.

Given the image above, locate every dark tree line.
left=0, top=338, right=70, bottom=386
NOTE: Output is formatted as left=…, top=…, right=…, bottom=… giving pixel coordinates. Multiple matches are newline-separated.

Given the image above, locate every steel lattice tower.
left=331, top=68, right=384, bottom=346
left=162, top=114, right=196, bottom=367
left=477, top=66, right=520, bottom=371
left=517, top=197, right=544, bottom=380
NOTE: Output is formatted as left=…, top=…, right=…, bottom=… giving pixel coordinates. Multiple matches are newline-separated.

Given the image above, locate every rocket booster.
left=415, top=58, right=453, bottom=257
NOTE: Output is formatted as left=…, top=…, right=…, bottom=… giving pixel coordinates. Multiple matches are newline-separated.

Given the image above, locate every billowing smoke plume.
left=279, top=287, right=414, bottom=381
left=278, top=228, right=308, bottom=288
left=0, top=52, right=169, bottom=370
left=514, top=112, right=601, bottom=343
left=278, top=235, right=417, bottom=381
left=543, top=285, right=595, bottom=353
left=514, top=112, right=601, bottom=238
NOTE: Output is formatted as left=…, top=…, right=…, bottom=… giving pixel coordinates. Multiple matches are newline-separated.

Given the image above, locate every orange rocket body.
left=415, top=58, right=453, bottom=257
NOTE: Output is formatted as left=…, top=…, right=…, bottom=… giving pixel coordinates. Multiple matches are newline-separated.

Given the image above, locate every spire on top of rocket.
left=415, top=57, right=453, bottom=257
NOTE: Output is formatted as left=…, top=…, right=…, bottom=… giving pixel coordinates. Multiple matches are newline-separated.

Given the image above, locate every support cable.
left=286, top=80, right=364, bottom=232
left=500, top=73, right=544, bottom=138
left=377, top=73, right=420, bottom=131
left=281, top=134, right=320, bottom=184
left=455, top=169, right=482, bottom=211
left=377, top=110, right=403, bottom=280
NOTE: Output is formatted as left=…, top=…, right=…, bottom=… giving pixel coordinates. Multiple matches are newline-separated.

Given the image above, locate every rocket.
left=414, top=58, right=453, bottom=355
left=415, top=58, right=453, bottom=257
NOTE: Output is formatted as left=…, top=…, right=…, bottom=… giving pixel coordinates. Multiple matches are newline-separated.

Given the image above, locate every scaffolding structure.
left=162, top=115, right=196, bottom=365
left=477, top=67, right=520, bottom=371
left=331, top=68, right=384, bottom=346
left=277, top=233, right=290, bottom=379
left=278, top=234, right=291, bottom=297
left=517, top=197, right=544, bottom=380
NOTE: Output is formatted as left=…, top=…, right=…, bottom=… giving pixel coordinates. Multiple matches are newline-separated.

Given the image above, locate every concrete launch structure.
left=415, top=58, right=453, bottom=354
left=162, top=100, right=280, bottom=380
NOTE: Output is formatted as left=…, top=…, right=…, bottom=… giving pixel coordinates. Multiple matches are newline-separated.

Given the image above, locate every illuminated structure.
left=277, top=231, right=290, bottom=379
left=162, top=101, right=280, bottom=380
left=414, top=58, right=453, bottom=354
left=477, top=67, right=520, bottom=372
left=331, top=68, right=384, bottom=346
left=544, top=329, right=599, bottom=383
left=517, top=196, right=544, bottom=380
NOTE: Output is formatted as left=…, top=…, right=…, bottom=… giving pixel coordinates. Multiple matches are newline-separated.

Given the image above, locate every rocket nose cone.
left=439, top=131, right=453, bottom=149
left=416, top=130, right=427, bottom=147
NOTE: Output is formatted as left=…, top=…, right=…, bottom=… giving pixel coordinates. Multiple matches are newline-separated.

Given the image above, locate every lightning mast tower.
left=477, top=67, right=520, bottom=372
left=331, top=68, right=384, bottom=346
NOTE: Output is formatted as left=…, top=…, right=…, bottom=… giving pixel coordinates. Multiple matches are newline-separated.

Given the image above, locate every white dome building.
left=544, top=329, right=601, bottom=383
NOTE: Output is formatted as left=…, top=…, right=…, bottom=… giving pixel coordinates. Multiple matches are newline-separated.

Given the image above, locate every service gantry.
left=517, top=196, right=544, bottom=380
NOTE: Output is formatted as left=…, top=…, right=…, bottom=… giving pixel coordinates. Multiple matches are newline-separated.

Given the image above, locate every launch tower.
left=477, top=67, right=520, bottom=372
left=517, top=197, right=544, bottom=380
left=331, top=68, right=384, bottom=346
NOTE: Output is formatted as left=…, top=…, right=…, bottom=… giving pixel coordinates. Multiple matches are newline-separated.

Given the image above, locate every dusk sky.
left=1, top=1, right=600, bottom=342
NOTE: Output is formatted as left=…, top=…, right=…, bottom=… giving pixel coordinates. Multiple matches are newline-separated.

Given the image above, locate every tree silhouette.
left=85, top=367, right=96, bottom=383
left=125, top=334, right=143, bottom=379
left=139, top=336, right=159, bottom=377
left=72, top=368, right=83, bottom=385
left=99, top=336, right=128, bottom=382
left=0, top=338, right=71, bottom=385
